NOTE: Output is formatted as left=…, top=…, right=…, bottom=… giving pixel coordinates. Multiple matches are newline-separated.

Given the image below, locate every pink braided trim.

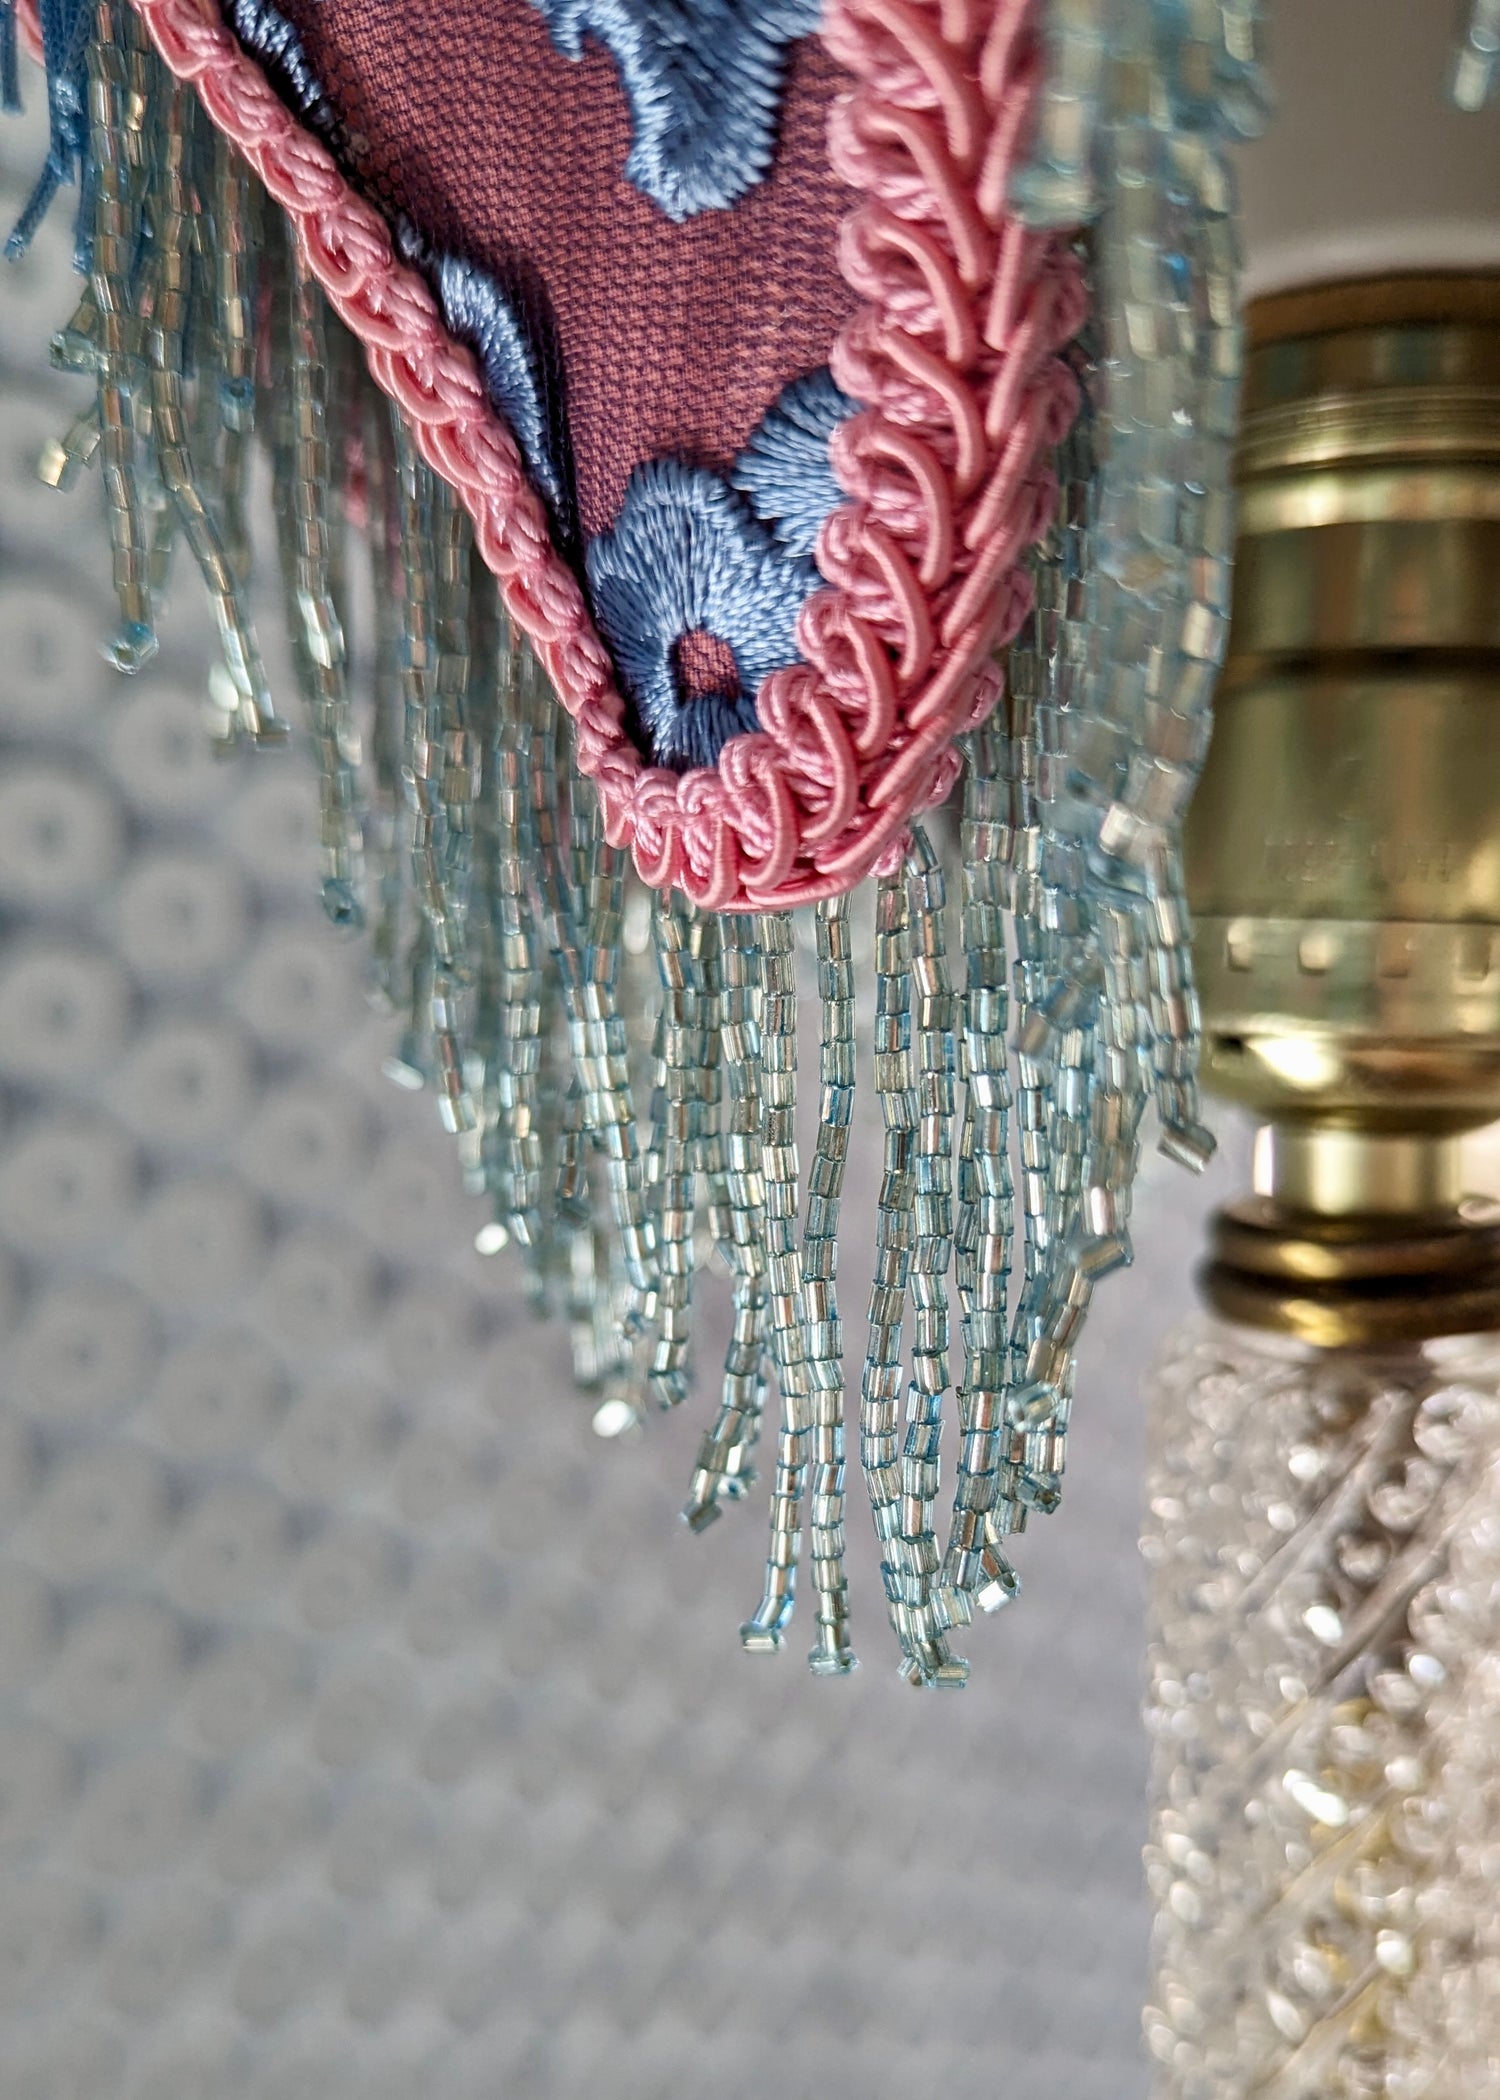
left=117, top=0, right=1082, bottom=909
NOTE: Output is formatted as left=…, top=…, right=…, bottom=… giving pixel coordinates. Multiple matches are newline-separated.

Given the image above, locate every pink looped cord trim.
left=62, top=0, right=1085, bottom=909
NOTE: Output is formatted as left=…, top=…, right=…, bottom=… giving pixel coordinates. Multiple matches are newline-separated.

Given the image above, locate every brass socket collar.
left=1201, top=1196, right=1500, bottom=1347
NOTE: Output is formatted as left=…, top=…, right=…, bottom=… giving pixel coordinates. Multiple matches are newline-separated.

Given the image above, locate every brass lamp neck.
left=1185, top=274, right=1500, bottom=1342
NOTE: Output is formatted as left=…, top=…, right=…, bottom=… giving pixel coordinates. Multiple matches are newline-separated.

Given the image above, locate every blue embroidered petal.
left=394, top=227, right=579, bottom=552
left=222, top=0, right=350, bottom=155
left=220, top=0, right=578, bottom=547
left=587, top=460, right=815, bottom=772
left=528, top=0, right=823, bottom=222
left=432, top=256, right=577, bottom=550
left=732, top=366, right=856, bottom=560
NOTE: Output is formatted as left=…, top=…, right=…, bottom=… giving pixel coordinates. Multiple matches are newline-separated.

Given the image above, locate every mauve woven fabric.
left=279, top=0, right=859, bottom=539
left=675, top=629, right=743, bottom=701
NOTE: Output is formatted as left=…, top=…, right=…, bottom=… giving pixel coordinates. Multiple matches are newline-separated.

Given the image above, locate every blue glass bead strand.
left=148, top=72, right=284, bottom=747
left=1453, top=0, right=1500, bottom=110
left=431, top=466, right=485, bottom=1159
left=941, top=713, right=1020, bottom=1616
left=360, top=390, right=415, bottom=1020
left=276, top=232, right=367, bottom=928
left=997, top=505, right=1093, bottom=1507
left=462, top=543, right=505, bottom=1204
left=388, top=415, right=461, bottom=978
left=3, top=0, right=94, bottom=265
left=502, top=635, right=582, bottom=1318
left=1009, top=0, right=1108, bottom=227
left=1044, top=386, right=1141, bottom=1282
left=206, top=119, right=258, bottom=602
left=486, top=615, right=549, bottom=1255
left=901, top=830, right=963, bottom=1664
left=573, top=771, right=658, bottom=1328
left=84, top=0, right=156, bottom=674
left=1167, top=0, right=1272, bottom=142
left=1014, top=0, right=1270, bottom=237
left=803, top=891, right=856, bottom=1676
left=643, top=893, right=711, bottom=1409
left=682, top=915, right=771, bottom=1532
left=739, top=912, right=815, bottom=1654
left=861, top=862, right=966, bottom=1688
left=387, top=416, right=477, bottom=1141
left=0, top=0, right=15, bottom=110
left=209, top=121, right=258, bottom=436
left=432, top=446, right=477, bottom=919
left=524, top=661, right=658, bottom=1328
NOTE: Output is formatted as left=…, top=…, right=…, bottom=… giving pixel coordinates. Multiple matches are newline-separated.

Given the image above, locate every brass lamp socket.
left=1184, top=275, right=1500, bottom=1340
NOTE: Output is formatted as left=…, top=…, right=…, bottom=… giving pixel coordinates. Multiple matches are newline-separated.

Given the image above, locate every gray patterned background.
left=0, top=81, right=1251, bottom=2100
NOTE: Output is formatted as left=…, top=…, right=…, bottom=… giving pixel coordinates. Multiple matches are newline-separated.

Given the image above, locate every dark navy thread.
left=732, top=366, right=854, bottom=559
left=4, top=0, right=94, bottom=263
left=586, top=458, right=815, bottom=771
left=2, top=1, right=20, bottom=115
left=528, top=0, right=822, bottom=222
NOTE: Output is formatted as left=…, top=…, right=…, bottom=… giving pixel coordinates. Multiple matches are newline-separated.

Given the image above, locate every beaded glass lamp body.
left=1145, top=1320, right=1500, bottom=2097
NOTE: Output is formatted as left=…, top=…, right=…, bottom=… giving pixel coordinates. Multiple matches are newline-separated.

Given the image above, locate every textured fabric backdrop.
left=0, top=88, right=1250, bottom=2100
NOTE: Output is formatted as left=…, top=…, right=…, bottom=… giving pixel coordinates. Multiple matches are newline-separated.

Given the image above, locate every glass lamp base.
left=1144, top=1315, right=1500, bottom=2098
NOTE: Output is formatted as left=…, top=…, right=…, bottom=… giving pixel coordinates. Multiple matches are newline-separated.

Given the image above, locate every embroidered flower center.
left=672, top=629, right=742, bottom=707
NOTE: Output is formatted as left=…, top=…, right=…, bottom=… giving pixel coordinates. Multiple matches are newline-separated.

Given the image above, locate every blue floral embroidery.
left=586, top=459, right=815, bottom=771
left=732, top=366, right=855, bottom=558
left=217, top=0, right=578, bottom=546
left=527, top=0, right=823, bottom=222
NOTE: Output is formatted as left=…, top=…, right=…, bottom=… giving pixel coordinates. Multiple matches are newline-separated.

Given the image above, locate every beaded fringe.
left=6, top=0, right=1251, bottom=1681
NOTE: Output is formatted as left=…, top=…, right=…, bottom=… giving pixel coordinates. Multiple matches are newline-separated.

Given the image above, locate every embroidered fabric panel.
left=275, top=0, right=858, bottom=543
